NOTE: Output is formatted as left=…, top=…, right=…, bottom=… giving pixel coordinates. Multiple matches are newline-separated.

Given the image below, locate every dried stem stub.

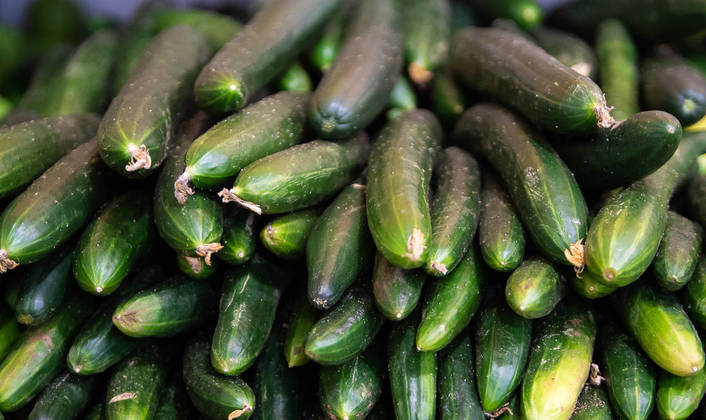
left=174, top=172, right=195, bottom=204
left=218, top=189, right=263, bottom=215
left=196, top=243, right=224, bottom=266
left=125, top=144, right=152, bottom=172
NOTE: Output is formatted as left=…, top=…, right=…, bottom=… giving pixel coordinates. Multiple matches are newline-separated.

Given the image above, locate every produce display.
left=2, top=0, right=706, bottom=419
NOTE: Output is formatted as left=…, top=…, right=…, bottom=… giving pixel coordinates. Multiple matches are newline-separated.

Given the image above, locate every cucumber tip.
left=228, top=404, right=252, bottom=419
left=429, top=261, right=448, bottom=275
left=402, top=228, right=425, bottom=263
left=174, top=171, right=194, bottom=204
left=409, top=62, right=432, bottom=85
left=0, top=249, right=18, bottom=273
left=125, top=144, right=152, bottom=172
left=184, top=255, right=204, bottom=274
left=195, top=243, right=223, bottom=266
left=218, top=188, right=262, bottom=214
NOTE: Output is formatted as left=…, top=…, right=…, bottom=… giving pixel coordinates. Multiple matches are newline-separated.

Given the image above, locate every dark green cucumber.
left=178, top=91, right=310, bottom=198
left=367, top=110, right=442, bottom=269
left=585, top=131, right=706, bottom=287
left=372, top=252, right=425, bottom=321
left=0, top=295, right=94, bottom=412
left=309, top=8, right=344, bottom=72
left=473, top=0, right=542, bottom=29
left=105, top=342, right=169, bottom=420
left=218, top=211, right=257, bottom=266
left=309, top=0, right=403, bottom=140
left=0, top=113, right=99, bottom=199
left=98, top=25, right=210, bottom=178
left=451, top=28, right=612, bottom=135
left=402, top=0, right=450, bottom=85
left=554, top=110, right=682, bottom=191
left=656, top=367, right=706, bottom=420
left=438, top=333, right=484, bottom=420
left=388, top=77, right=417, bottom=118
left=617, top=283, right=704, bottom=376
left=28, top=372, right=97, bottom=420
left=212, top=257, right=287, bottom=375
left=0, top=306, right=20, bottom=362
left=532, top=26, right=596, bottom=79
left=521, top=302, right=596, bottom=420
left=572, top=386, right=613, bottom=420
left=253, top=327, right=299, bottom=420
left=220, top=133, right=369, bottom=215
left=67, top=266, right=163, bottom=375
left=474, top=300, right=532, bottom=413
left=307, top=182, right=373, bottom=310
left=570, top=270, right=617, bottom=299
left=305, top=287, right=383, bottom=365
left=416, top=248, right=484, bottom=352
left=155, top=374, right=193, bottom=420
left=15, top=45, right=71, bottom=117
left=426, top=147, right=481, bottom=277
left=477, top=172, right=525, bottom=272
left=684, top=257, right=706, bottom=329
left=431, top=68, right=468, bottom=126
left=505, top=258, right=563, bottom=319
left=653, top=212, right=702, bottom=291
left=0, top=140, right=110, bottom=272
left=388, top=311, right=436, bottom=420
left=176, top=251, right=217, bottom=279
left=277, top=62, right=313, bottom=92
left=454, top=103, right=588, bottom=268
left=284, top=294, right=320, bottom=367
left=153, top=9, right=241, bottom=50
left=261, top=208, right=320, bottom=260
left=194, top=0, right=341, bottom=114
left=595, top=19, right=639, bottom=121
left=74, top=190, right=154, bottom=296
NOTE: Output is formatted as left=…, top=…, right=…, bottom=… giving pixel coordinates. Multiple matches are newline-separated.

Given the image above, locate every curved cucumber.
left=684, top=257, right=706, bottom=329
left=532, top=26, right=596, bottom=79
left=253, top=328, right=299, bottom=420
left=261, top=208, right=320, bottom=261
left=372, top=252, right=425, bottom=321
left=152, top=9, right=241, bottom=51
left=653, top=211, right=702, bottom=291
left=218, top=211, right=257, bottom=266
left=284, top=293, right=320, bottom=368
left=0, top=307, right=19, bottom=361
left=319, top=348, right=382, bottom=420
left=402, top=0, right=450, bottom=85
left=438, top=333, right=484, bottom=420
left=595, top=19, right=638, bottom=121
left=656, top=367, right=706, bottom=420
left=505, top=258, right=563, bottom=319
left=28, top=372, right=97, bottom=420
left=570, top=270, right=617, bottom=299
left=572, top=386, right=614, bottom=420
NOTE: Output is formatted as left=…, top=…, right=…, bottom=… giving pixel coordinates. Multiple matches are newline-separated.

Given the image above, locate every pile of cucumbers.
left=2, top=0, right=706, bottom=418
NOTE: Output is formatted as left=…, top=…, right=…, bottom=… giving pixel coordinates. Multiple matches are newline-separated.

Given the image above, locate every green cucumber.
left=74, top=190, right=154, bottom=296
left=309, top=8, right=344, bottom=72
left=521, top=302, right=596, bottom=420
left=261, top=208, right=320, bottom=260
left=472, top=0, right=542, bottom=29
left=689, top=170, right=706, bottom=229
left=656, top=367, right=706, bottom=420
left=253, top=327, right=299, bottom=420
left=98, top=25, right=210, bottom=177
left=155, top=374, right=193, bottom=420
left=177, top=91, right=310, bottom=199
left=416, top=248, right=484, bottom=352
left=0, top=306, right=20, bottom=362
left=277, top=62, right=313, bottom=92
left=0, top=295, right=94, bottom=412
left=454, top=103, right=588, bottom=268
left=402, top=0, right=450, bottom=85
left=505, top=258, right=563, bottom=319
left=474, top=300, right=532, bottom=412
left=367, top=110, right=442, bottom=269
left=388, top=77, right=417, bottom=119
left=309, top=0, right=403, bottom=140
left=431, top=68, right=468, bottom=126
left=617, top=283, right=704, bottom=376
left=176, top=252, right=217, bottom=279
left=653, top=211, right=702, bottom=291
left=211, top=257, right=287, bottom=375
left=153, top=9, right=241, bottom=50
left=219, top=133, right=369, bottom=215
left=372, top=251, right=425, bottom=321
left=490, top=18, right=533, bottom=41
left=451, top=28, right=612, bottom=134
left=532, top=26, right=596, bottom=79
left=0, top=113, right=99, bottom=199
left=572, top=386, right=614, bottom=420
left=15, top=45, right=71, bottom=117
left=570, top=270, right=617, bottom=299
left=305, top=287, right=383, bottom=365
left=306, top=182, right=373, bottom=310
left=684, top=257, right=706, bottom=329
left=595, top=19, right=639, bottom=121
left=425, top=146, right=481, bottom=277
left=477, top=172, right=525, bottom=272
left=438, top=333, right=484, bottom=420
left=194, top=0, right=341, bottom=113
left=218, top=211, right=257, bottom=266
left=28, top=372, right=97, bottom=420
left=0, top=140, right=110, bottom=272
left=284, top=294, right=320, bottom=367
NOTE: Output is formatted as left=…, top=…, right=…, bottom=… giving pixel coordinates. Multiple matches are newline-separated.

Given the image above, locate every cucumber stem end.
left=564, top=239, right=585, bottom=275
left=409, top=62, right=432, bottom=85
left=125, top=144, right=152, bottom=172
left=218, top=188, right=263, bottom=215
left=228, top=404, right=252, bottom=419
left=0, top=249, right=18, bottom=273
left=174, top=171, right=194, bottom=204
left=402, top=228, right=425, bottom=263
left=195, top=243, right=224, bottom=266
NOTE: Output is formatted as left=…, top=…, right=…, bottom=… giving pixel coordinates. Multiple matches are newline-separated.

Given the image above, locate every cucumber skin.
left=572, top=386, right=614, bottom=420
left=253, top=328, right=299, bottom=420
left=473, top=0, right=543, bottom=30
left=261, top=208, right=320, bottom=261
left=656, top=367, right=706, bottom=420
left=194, top=0, right=341, bottom=114
left=0, top=307, right=19, bottom=361
left=438, top=333, right=484, bottom=420
left=319, top=349, right=382, bottom=420
left=277, top=62, right=313, bottom=92
left=388, top=77, right=417, bottom=112
left=155, top=376, right=193, bottom=420
left=28, top=372, right=97, bottom=420
left=15, top=45, right=71, bottom=117
left=402, top=0, right=450, bottom=84
left=284, top=294, right=320, bottom=368
left=153, top=9, right=241, bottom=51
left=684, top=257, right=706, bottom=329
left=570, top=270, right=617, bottom=299
left=653, top=212, right=702, bottom=291
left=309, top=0, right=403, bottom=140
left=689, top=173, right=706, bottom=230
left=595, top=19, right=639, bottom=121
left=533, top=26, right=597, bottom=80
left=309, top=9, right=344, bottom=72
left=218, top=211, right=256, bottom=266
left=505, top=259, right=562, bottom=319
left=431, top=68, right=468, bottom=126
left=367, top=110, right=442, bottom=269
left=372, top=252, right=425, bottom=321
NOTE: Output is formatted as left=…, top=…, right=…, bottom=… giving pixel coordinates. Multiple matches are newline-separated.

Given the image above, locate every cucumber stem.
left=429, top=260, right=448, bottom=276
left=588, top=362, right=604, bottom=386
left=409, top=61, right=432, bottom=85
left=184, top=255, right=204, bottom=274
left=228, top=404, right=252, bottom=419
left=125, top=144, right=152, bottom=172
left=218, top=188, right=263, bottom=215
left=195, top=243, right=223, bottom=266
left=486, top=402, right=513, bottom=418
left=402, top=228, right=425, bottom=263
left=0, top=249, right=18, bottom=273
left=174, top=172, right=195, bottom=204
left=594, top=98, right=616, bottom=128
left=108, top=392, right=137, bottom=403
left=564, top=239, right=585, bottom=275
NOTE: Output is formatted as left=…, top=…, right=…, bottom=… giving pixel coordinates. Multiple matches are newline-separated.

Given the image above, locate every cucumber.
left=194, top=0, right=341, bottom=114
left=309, top=8, right=344, bottom=72
left=14, top=45, right=71, bottom=117
left=0, top=306, right=20, bottom=362
left=261, top=208, right=320, bottom=260
left=653, top=211, right=702, bottom=291
left=454, top=103, right=588, bottom=269
left=98, top=25, right=211, bottom=177
left=505, top=258, right=563, bottom=319
left=402, top=0, right=450, bottom=85
left=472, top=0, right=542, bottom=29
left=490, top=18, right=533, bottom=41
left=0, top=113, right=99, bottom=199
left=307, top=182, right=373, bottom=310
left=572, top=386, right=614, bottom=420
left=617, top=283, right=704, bottom=376
left=276, top=62, right=313, bottom=92
left=155, top=375, right=193, bottom=420
left=533, top=27, right=597, bottom=79
left=367, top=110, right=442, bottom=269
left=218, top=211, right=257, bottom=266
left=584, top=131, right=706, bottom=287
left=520, top=302, right=596, bottom=420
left=211, top=257, right=286, bottom=375
left=553, top=110, right=682, bottom=191
left=183, top=334, right=255, bottom=419
left=438, top=333, right=484, bottom=420
left=570, top=270, right=617, bottom=299
left=28, top=372, right=97, bottom=420
left=176, top=91, right=310, bottom=200
left=253, top=328, right=299, bottom=420
left=474, top=300, right=532, bottom=413
left=309, top=0, right=403, bottom=140
left=176, top=252, right=217, bottom=280
left=105, top=342, right=169, bottom=420
left=0, top=295, right=94, bottom=412
left=219, top=133, right=369, bottom=215
left=388, top=77, right=417, bottom=119
left=0, top=140, right=110, bottom=273
left=284, top=294, right=320, bottom=367
left=690, top=167, right=706, bottom=229
left=656, top=367, right=706, bottom=420
left=83, top=403, right=105, bottom=420
left=152, top=9, right=242, bottom=50
left=426, top=147, right=481, bottom=277
left=477, top=172, right=525, bottom=272
left=451, top=28, right=613, bottom=135
left=372, top=252, right=425, bottom=321
left=431, top=68, right=468, bottom=126
left=388, top=311, right=437, bottom=420
left=595, top=19, right=639, bottom=121
left=74, top=190, right=154, bottom=296
left=26, top=0, right=85, bottom=54
left=684, top=257, right=706, bottom=329
left=305, top=287, right=383, bottom=365
left=416, top=248, right=484, bottom=352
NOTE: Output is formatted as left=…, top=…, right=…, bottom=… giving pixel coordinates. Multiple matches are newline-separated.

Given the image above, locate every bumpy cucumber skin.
left=595, top=19, right=639, bottom=121
left=319, top=349, right=382, bottom=420
left=218, top=211, right=257, bottom=266
left=0, top=307, right=19, bottom=362
left=367, top=110, right=442, bottom=269
left=438, top=333, right=484, bottom=420
left=653, top=211, right=702, bottom=291
left=261, top=208, right=320, bottom=261
left=684, top=257, right=706, bottom=329
left=284, top=294, right=320, bottom=368
left=656, top=367, right=706, bottom=420
left=571, top=385, right=614, bottom=420
left=533, top=26, right=597, bottom=80
left=28, top=372, right=97, bottom=420
left=402, top=0, right=450, bottom=84
left=372, top=252, right=425, bottom=321
left=570, top=270, right=617, bottom=299
left=253, top=328, right=299, bottom=420
left=153, top=9, right=241, bottom=50
left=505, top=259, right=563, bottom=319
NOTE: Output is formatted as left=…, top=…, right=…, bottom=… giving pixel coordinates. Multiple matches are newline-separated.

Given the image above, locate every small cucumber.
left=152, top=9, right=242, bottom=50
left=438, top=333, right=485, bottom=420
left=176, top=252, right=217, bottom=280
left=402, top=0, right=450, bottom=85
left=305, top=287, right=383, bottom=365
left=276, top=62, right=313, bottom=92
left=533, top=26, right=597, bottom=79
left=261, top=208, right=320, bottom=261
left=372, top=252, right=425, bottom=321
left=28, top=372, right=97, bottom=420
left=431, top=68, right=468, bottom=126
left=416, top=248, right=484, bottom=352
left=684, top=257, right=706, bottom=329
left=473, top=0, right=542, bottom=29
left=505, top=258, right=563, bottom=319
left=284, top=294, right=320, bottom=367
left=219, top=133, right=369, bottom=215
left=218, top=211, right=257, bottom=266
left=253, top=328, right=300, bottom=420
left=570, top=270, right=617, bottom=299
left=653, top=211, right=702, bottom=291
left=309, top=8, right=344, bottom=72
left=367, top=110, right=442, bottom=269
left=595, top=19, right=639, bottom=121
left=155, top=374, right=193, bottom=420
left=0, top=306, right=20, bottom=362
left=572, top=386, right=614, bottom=420
left=656, top=367, right=706, bottom=420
